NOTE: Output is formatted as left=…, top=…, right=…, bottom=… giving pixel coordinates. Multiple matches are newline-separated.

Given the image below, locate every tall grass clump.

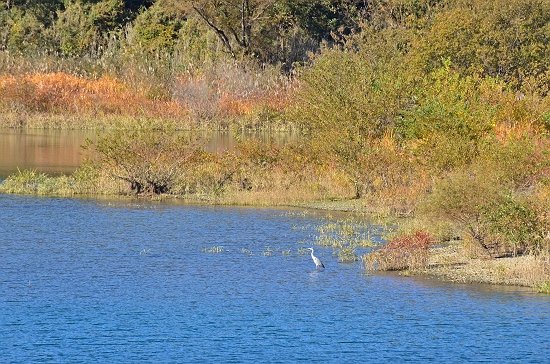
left=0, top=169, right=76, bottom=195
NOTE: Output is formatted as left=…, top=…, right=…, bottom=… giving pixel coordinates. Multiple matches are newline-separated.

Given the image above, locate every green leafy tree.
left=54, top=0, right=126, bottom=57
left=293, top=47, right=410, bottom=197
left=131, top=0, right=188, bottom=55
left=1, top=0, right=63, bottom=53
left=190, top=0, right=277, bottom=60
left=411, top=0, right=550, bottom=92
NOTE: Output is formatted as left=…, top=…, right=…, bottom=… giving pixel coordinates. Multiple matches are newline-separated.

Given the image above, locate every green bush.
left=131, top=2, right=187, bottom=56
left=398, top=64, right=500, bottom=172
left=421, top=163, right=500, bottom=253
left=424, top=139, right=550, bottom=256
left=87, top=120, right=207, bottom=195
left=480, top=193, right=546, bottom=256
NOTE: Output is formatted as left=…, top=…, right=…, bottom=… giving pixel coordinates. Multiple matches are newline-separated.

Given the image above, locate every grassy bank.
left=417, top=242, right=550, bottom=289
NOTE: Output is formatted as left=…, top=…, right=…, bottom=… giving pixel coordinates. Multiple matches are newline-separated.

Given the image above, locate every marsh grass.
left=0, top=61, right=293, bottom=130
left=535, top=280, right=550, bottom=294
left=313, top=219, right=377, bottom=249
left=202, top=246, right=225, bottom=253
left=336, top=247, right=359, bottom=263
left=0, top=72, right=187, bottom=121
left=261, top=246, right=276, bottom=256
left=297, top=247, right=309, bottom=255
left=292, top=217, right=380, bottom=265
left=0, top=169, right=75, bottom=195
left=415, top=242, right=550, bottom=289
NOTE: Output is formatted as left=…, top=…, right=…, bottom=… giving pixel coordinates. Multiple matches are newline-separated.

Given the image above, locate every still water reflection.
left=1, top=194, right=549, bottom=363
left=0, top=129, right=90, bottom=177
left=0, top=128, right=296, bottom=178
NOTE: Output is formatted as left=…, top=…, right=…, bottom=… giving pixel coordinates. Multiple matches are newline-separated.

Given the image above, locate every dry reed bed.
left=0, top=73, right=184, bottom=117
left=0, top=71, right=294, bottom=129
left=414, top=242, right=550, bottom=287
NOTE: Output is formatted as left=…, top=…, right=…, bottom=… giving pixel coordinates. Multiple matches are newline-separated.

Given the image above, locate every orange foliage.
left=366, top=230, right=435, bottom=271
left=386, top=231, right=435, bottom=251
left=218, top=94, right=254, bottom=116
left=0, top=72, right=186, bottom=118
left=218, top=88, right=292, bottom=117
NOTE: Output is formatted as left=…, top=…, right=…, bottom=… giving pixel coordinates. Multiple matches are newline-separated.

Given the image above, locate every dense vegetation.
left=1, top=1, right=550, bottom=280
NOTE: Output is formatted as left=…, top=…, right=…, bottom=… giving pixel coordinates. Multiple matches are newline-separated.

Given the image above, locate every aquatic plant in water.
left=203, top=246, right=226, bottom=253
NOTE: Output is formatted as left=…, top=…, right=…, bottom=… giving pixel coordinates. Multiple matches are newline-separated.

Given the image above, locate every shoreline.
left=1, top=187, right=549, bottom=290
left=410, top=241, right=549, bottom=289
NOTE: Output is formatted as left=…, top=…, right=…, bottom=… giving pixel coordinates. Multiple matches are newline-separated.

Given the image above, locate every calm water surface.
left=1, top=194, right=549, bottom=363
left=0, top=128, right=296, bottom=178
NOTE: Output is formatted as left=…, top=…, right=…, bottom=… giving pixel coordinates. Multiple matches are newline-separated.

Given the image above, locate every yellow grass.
left=0, top=71, right=295, bottom=129
left=414, top=241, right=550, bottom=287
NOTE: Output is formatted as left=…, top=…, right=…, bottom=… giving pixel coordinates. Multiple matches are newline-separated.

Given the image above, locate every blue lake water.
left=1, top=194, right=549, bottom=363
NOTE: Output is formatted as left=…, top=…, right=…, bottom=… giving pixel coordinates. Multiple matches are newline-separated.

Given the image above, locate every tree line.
left=3, top=1, right=550, bottom=91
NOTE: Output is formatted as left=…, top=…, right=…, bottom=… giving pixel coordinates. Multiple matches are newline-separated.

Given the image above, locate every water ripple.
left=0, top=194, right=549, bottom=363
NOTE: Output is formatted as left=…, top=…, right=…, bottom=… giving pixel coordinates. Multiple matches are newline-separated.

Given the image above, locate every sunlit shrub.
left=480, top=193, right=546, bottom=256
left=173, top=151, right=238, bottom=196
left=398, top=65, right=500, bottom=172
left=424, top=135, right=550, bottom=257
left=87, top=120, right=207, bottom=195
left=364, top=230, right=434, bottom=271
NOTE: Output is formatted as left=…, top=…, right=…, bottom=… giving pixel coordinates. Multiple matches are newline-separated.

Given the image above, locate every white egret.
left=307, top=248, right=325, bottom=269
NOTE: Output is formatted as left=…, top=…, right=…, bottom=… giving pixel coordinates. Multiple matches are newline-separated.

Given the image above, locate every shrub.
left=421, top=163, right=500, bottom=243
left=424, top=142, right=550, bottom=257
left=364, top=230, right=435, bottom=271
left=292, top=47, right=412, bottom=196
left=398, top=64, right=500, bottom=172
left=87, top=120, right=207, bottom=195
left=480, top=193, right=547, bottom=256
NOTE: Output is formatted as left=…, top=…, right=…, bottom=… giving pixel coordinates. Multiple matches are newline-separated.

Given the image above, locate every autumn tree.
left=411, top=0, right=550, bottom=92
left=190, top=0, right=276, bottom=60
left=88, top=121, right=207, bottom=195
